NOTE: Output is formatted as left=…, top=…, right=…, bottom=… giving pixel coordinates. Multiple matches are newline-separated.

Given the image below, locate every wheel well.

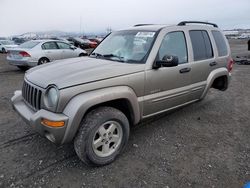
left=85, top=99, right=135, bottom=126
left=211, top=75, right=228, bottom=91
left=39, top=57, right=50, bottom=62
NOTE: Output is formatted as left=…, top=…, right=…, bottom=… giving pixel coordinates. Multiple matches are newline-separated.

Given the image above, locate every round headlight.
left=46, top=86, right=59, bottom=108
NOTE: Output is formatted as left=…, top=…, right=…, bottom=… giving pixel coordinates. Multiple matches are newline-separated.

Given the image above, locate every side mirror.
left=70, top=45, right=76, bottom=50
left=154, top=55, right=178, bottom=69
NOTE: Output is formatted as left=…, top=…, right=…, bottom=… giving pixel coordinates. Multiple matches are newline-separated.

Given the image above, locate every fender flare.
left=61, top=86, right=140, bottom=143
left=201, top=67, right=230, bottom=99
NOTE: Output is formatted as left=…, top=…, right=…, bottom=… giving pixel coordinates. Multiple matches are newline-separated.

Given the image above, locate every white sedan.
left=0, top=40, right=18, bottom=53
left=7, top=40, right=88, bottom=70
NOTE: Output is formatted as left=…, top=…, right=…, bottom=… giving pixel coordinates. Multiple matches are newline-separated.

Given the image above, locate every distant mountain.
left=14, top=30, right=107, bottom=39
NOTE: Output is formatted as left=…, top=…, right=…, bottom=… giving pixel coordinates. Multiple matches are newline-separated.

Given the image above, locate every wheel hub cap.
left=92, top=121, right=123, bottom=157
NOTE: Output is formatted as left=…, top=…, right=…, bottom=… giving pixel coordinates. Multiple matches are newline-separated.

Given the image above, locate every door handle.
left=179, top=67, right=191, bottom=73
left=209, top=62, right=217, bottom=66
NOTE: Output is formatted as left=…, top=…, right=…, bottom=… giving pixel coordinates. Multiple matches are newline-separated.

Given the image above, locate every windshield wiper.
left=103, top=54, right=124, bottom=62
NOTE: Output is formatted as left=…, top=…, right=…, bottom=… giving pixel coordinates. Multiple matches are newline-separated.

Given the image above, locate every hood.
left=26, top=57, right=145, bottom=89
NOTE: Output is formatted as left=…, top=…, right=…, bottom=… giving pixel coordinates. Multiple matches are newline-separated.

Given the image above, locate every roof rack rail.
left=177, top=21, right=218, bottom=28
left=134, top=24, right=154, bottom=27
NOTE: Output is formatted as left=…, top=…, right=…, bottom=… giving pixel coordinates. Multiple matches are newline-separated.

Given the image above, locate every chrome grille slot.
left=22, top=81, right=42, bottom=110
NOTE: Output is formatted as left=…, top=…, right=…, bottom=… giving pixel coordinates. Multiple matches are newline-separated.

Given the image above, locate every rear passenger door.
left=41, top=42, right=62, bottom=61
left=187, top=30, right=216, bottom=100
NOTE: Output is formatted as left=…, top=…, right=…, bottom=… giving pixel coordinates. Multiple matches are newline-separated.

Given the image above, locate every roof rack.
left=134, top=24, right=154, bottom=27
left=177, top=21, right=218, bottom=28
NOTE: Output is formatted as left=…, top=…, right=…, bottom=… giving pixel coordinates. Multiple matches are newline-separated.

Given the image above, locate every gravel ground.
left=0, top=40, right=250, bottom=188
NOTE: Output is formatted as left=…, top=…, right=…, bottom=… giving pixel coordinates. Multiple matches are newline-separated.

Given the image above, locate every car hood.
left=26, top=57, right=145, bottom=89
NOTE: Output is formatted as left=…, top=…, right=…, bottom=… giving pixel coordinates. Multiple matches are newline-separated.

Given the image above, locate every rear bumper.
left=7, top=56, right=37, bottom=67
left=11, top=90, right=69, bottom=144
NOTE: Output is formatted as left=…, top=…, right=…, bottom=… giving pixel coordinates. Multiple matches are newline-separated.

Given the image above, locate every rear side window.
left=212, top=30, right=228, bottom=56
left=189, top=30, right=213, bottom=61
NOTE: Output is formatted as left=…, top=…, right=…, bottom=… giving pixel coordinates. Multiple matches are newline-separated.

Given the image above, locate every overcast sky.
left=0, top=0, right=249, bottom=36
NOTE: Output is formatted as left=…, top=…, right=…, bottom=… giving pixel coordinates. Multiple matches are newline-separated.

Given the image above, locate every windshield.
left=1, top=40, right=15, bottom=45
left=19, top=41, right=39, bottom=49
left=90, top=30, right=157, bottom=63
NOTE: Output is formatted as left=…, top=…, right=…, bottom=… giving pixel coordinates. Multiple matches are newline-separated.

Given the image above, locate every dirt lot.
left=0, top=40, right=250, bottom=188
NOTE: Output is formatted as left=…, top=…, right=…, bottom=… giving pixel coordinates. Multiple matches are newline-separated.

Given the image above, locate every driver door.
left=41, top=42, right=63, bottom=61
left=56, top=42, right=76, bottom=59
left=143, top=31, right=192, bottom=116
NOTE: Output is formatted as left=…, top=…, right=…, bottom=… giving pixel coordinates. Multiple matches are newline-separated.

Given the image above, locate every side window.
left=158, top=31, right=188, bottom=64
left=189, top=30, right=213, bottom=61
left=57, top=42, right=71, bottom=49
left=212, top=30, right=228, bottom=56
left=42, top=42, right=58, bottom=50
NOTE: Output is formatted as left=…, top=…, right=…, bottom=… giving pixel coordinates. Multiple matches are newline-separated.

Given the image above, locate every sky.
left=0, top=0, right=250, bottom=36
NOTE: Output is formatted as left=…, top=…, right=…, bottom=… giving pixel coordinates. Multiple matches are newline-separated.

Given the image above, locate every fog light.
left=41, top=118, right=65, bottom=127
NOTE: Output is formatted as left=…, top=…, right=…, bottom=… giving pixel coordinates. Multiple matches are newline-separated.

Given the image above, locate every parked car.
left=83, top=39, right=98, bottom=48
left=0, top=40, right=18, bottom=53
left=11, top=21, right=233, bottom=166
left=12, top=37, right=28, bottom=45
left=89, top=38, right=102, bottom=44
left=7, top=40, right=87, bottom=70
left=68, top=37, right=97, bottom=49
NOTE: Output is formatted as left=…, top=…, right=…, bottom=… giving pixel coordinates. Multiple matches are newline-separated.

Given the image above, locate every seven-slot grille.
left=22, top=80, right=42, bottom=110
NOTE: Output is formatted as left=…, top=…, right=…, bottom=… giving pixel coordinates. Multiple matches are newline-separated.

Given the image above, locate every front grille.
left=22, top=80, right=42, bottom=110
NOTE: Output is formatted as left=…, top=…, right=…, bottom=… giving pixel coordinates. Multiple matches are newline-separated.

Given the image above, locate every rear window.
left=212, top=30, right=228, bottom=56
left=19, top=41, right=39, bottom=49
left=189, top=30, right=213, bottom=61
left=1, top=40, right=15, bottom=45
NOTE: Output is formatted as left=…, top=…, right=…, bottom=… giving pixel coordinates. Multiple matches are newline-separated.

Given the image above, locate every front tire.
left=74, top=107, right=130, bottom=166
left=2, top=48, right=6, bottom=53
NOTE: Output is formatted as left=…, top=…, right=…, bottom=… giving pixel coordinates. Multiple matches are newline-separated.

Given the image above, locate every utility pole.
left=80, top=16, right=82, bottom=36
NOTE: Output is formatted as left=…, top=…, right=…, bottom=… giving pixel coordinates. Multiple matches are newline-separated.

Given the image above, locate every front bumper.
left=11, top=90, right=69, bottom=144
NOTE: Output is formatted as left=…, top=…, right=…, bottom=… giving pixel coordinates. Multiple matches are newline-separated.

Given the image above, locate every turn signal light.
left=41, top=118, right=65, bottom=127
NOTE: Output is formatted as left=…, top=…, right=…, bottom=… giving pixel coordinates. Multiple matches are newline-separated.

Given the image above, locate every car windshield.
left=1, top=40, right=15, bottom=45
left=90, top=30, right=157, bottom=63
left=19, top=41, right=40, bottom=49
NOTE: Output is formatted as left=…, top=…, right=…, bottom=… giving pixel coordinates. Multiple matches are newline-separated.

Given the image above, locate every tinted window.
left=212, top=30, right=228, bottom=56
left=189, top=30, right=213, bottom=61
left=158, top=31, right=188, bottom=64
left=57, top=42, right=70, bottom=49
left=42, top=42, right=58, bottom=50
